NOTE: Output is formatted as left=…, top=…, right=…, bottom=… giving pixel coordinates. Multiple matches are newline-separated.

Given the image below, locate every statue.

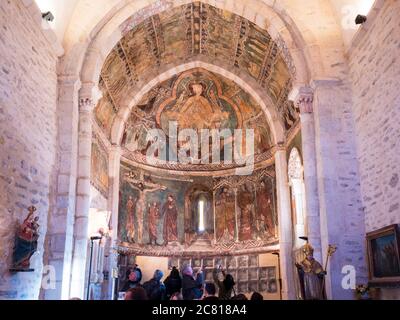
left=11, top=206, right=39, bottom=271
left=295, top=241, right=326, bottom=300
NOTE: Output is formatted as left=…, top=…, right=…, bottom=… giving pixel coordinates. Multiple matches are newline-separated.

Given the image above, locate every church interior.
left=0, top=0, right=399, bottom=301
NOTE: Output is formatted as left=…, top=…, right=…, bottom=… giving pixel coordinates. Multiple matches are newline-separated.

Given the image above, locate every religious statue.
left=125, top=171, right=167, bottom=243
left=162, top=194, right=179, bottom=244
left=126, top=196, right=136, bottom=242
left=148, top=202, right=161, bottom=245
left=295, top=241, right=326, bottom=300
left=11, top=206, right=40, bottom=271
left=215, top=187, right=235, bottom=241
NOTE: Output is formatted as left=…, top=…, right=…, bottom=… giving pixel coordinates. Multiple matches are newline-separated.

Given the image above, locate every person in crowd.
left=231, top=294, right=248, bottom=300
left=250, top=292, right=264, bottom=300
left=170, top=292, right=183, bottom=300
left=164, top=266, right=182, bottom=299
left=143, top=269, right=166, bottom=301
left=202, top=283, right=219, bottom=301
left=181, top=265, right=204, bottom=300
left=121, top=265, right=143, bottom=292
left=125, top=287, right=148, bottom=300
left=213, top=265, right=235, bottom=300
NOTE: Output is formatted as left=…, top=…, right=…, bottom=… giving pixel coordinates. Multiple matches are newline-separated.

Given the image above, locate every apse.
left=88, top=1, right=302, bottom=299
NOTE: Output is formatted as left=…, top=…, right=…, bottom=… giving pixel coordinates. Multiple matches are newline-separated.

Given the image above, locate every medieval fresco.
left=119, top=162, right=194, bottom=246
left=96, top=1, right=298, bottom=141
left=118, top=161, right=278, bottom=255
left=91, top=134, right=109, bottom=198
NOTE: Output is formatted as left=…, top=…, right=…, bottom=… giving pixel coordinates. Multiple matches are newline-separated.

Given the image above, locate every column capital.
left=295, top=87, right=314, bottom=114
left=79, top=82, right=103, bottom=112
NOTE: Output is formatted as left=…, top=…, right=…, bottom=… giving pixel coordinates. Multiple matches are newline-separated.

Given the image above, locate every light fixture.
left=355, top=14, right=367, bottom=25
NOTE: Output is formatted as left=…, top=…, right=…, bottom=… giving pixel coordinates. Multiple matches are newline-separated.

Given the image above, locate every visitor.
left=121, top=265, right=143, bottom=292
left=202, top=283, right=219, bottom=301
left=164, top=266, right=182, bottom=299
left=125, top=287, right=148, bottom=300
left=143, top=269, right=166, bottom=301
left=231, top=294, right=248, bottom=300
left=170, top=292, right=183, bottom=300
left=181, top=265, right=204, bottom=300
left=213, top=265, right=235, bottom=300
left=250, top=292, right=264, bottom=300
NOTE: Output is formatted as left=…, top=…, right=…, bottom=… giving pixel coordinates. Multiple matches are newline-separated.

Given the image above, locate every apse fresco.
left=119, top=163, right=187, bottom=245
left=118, top=161, right=278, bottom=255
left=121, top=68, right=273, bottom=167
left=91, top=135, right=109, bottom=198
left=97, top=1, right=298, bottom=140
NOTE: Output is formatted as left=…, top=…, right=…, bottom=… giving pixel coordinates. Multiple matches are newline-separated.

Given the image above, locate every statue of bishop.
left=295, top=242, right=326, bottom=300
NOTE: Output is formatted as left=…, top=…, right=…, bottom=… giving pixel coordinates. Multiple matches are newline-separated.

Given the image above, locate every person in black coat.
left=181, top=266, right=204, bottom=300
left=164, top=267, right=182, bottom=299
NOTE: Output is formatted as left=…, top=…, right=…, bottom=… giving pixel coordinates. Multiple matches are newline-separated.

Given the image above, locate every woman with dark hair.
left=164, top=267, right=182, bottom=299
left=213, top=266, right=235, bottom=300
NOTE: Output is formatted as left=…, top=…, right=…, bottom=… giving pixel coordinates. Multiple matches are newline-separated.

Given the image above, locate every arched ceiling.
left=95, top=2, right=299, bottom=144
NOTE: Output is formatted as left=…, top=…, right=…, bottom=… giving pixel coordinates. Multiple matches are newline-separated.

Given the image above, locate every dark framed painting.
left=367, top=224, right=400, bottom=285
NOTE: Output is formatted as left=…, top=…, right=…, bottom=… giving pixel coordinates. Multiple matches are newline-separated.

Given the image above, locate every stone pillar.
left=311, top=79, right=367, bottom=299
left=234, top=187, right=239, bottom=242
left=69, top=83, right=101, bottom=299
left=105, top=145, right=121, bottom=300
left=295, top=87, right=322, bottom=263
left=275, top=149, right=296, bottom=300
left=43, top=76, right=80, bottom=300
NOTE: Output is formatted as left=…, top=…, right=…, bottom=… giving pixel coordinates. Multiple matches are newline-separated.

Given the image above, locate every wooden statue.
left=295, top=241, right=326, bottom=300
left=11, top=206, right=39, bottom=271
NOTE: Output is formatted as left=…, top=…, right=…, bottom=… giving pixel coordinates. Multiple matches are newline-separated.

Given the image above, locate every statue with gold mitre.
left=295, top=239, right=327, bottom=300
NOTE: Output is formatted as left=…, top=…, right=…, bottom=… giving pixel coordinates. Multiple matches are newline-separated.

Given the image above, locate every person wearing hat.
left=121, top=265, right=143, bottom=292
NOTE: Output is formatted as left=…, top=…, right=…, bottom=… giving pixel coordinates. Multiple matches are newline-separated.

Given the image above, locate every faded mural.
left=120, top=68, right=273, bottom=167
left=91, top=134, right=109, bottom=198
left=96, top=1, right=299, bottom=142
left=118, top=161, right=278, bottom=254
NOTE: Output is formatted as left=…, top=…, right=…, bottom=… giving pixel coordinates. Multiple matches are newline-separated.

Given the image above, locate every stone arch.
left=110, top=60, right=285, bottom=147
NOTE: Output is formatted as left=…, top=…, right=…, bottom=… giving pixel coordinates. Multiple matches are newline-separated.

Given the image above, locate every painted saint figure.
left=215, top=188, right=235, bottom=241
left=148, top=202, right=161, bottom=245
left=162, top=195, right=179, bottom=244
left=126, top=196, right=136, bottom=242
left=239, top=204, right=253, bottom=241
left=256, top=181, right=275, bottom=237
left=238, top=190, right=254, bottom=241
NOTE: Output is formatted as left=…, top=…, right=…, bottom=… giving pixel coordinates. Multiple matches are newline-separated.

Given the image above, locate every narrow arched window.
left=198, top=195, right=206, bottom=233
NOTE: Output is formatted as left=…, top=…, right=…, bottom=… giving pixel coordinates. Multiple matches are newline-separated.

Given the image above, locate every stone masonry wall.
left=0, top=0, right=58, bottom=299
left=349, top=0, right=400, bottom=233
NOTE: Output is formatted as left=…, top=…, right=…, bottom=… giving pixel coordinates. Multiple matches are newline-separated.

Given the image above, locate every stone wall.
left=349, top=0, right=400, bottom=233
left=0, top=0, right=58, bottom=299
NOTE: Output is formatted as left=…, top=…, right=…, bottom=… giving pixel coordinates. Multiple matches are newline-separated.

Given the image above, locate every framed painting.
left=367, top=224, right=400, bottom=285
